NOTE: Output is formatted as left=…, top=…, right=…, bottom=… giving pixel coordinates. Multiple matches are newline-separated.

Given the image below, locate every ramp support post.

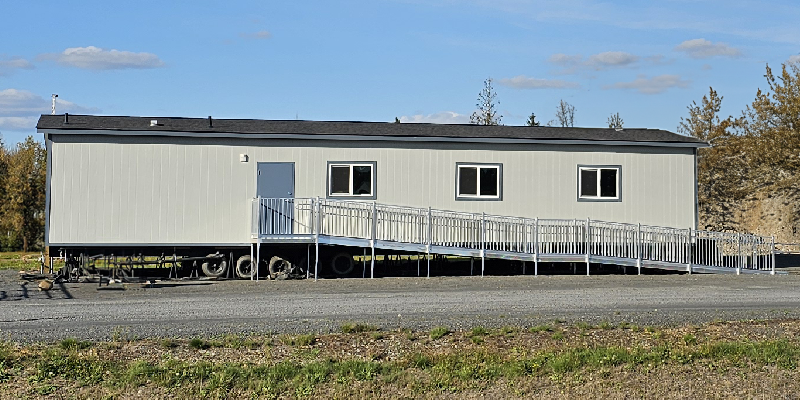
left=534, top=217, right=539, bottom=276
left=481, top=212, right=486, bottom=278
left=256, top=242, right=260, bottom=281
left=636, top=223, right=642, bottom=275
left=371, top=201, right=377, bottom=279
left=687, top=228, right=693, bottom=274
left=314, top=197, right=320, bottom=282
left=585, top=218, right=591, bottom=276
left=771, top=236, right=776, bottom=275
left=736, top=232, right=742, bottom=275
left=427, top=206, right=432, bottom=279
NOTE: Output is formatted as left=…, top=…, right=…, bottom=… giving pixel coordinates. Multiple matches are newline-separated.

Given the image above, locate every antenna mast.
left=51, top=94, right=58, bottom=115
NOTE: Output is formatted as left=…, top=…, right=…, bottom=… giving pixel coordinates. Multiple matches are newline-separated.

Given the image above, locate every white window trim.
left=578, top=166, right=620, bottom=200
left=328, top=162, right=375, bottom=198
left=456, top=164, right=502, bottom=200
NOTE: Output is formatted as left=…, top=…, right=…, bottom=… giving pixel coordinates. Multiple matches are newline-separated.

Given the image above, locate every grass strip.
left=1, top=335, right=798, bottom=398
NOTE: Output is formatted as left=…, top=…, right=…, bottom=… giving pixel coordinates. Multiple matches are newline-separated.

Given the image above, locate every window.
left=327, top=162, right=376, bottom=199
left=578, top=166, right=620, bottom=201
left=456, top=163, right=502, bottom=200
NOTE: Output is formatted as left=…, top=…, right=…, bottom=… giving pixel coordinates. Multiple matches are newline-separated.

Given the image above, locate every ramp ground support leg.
left=636, top=223, right=642, bottom=275
left=427, top=253, right=431, bottom=278
left=585, top=218, right=591, bottom=276
left=314, top=197, right=320, bottom=282
left=534, top=217, right=539, bottom=276
left=256, top=242, right=260, bottom=281
left=370, top=201, right=377, bottom=279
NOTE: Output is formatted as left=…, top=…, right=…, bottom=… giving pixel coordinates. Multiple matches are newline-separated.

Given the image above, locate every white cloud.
left=499, top=75, right=580, bottom=89
left=439, top=0, right=800, bottom=45
left=0, top=89, right=99, bottom=131
left=586, top=51, right=639, bottom=68
left=788, top=55, right=800, bottom=64
left=548, top=51, right=645, bottom=73
left=0, top=57, right=34, bottom=76
left=604, top=74, right=691, bottom=95
left=398, top=111, right=470, bottom=124
left=0, top=116, right=37, bottom=131
left=39, top=46, right=165, bottom=70
left=239, top=30, right=272, bottom=40
left=548, top=53, right=583, bottom=67
left=674, top=39, right=741, bottom=59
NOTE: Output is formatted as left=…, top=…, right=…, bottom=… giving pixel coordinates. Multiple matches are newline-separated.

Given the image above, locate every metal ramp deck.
left=251, top=198, right=778, bottom=278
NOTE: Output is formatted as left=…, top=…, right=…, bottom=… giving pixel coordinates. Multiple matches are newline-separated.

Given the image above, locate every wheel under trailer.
left=49, top=243, right=361, bottom=283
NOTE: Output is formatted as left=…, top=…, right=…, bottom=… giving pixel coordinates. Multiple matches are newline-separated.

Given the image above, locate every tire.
left=235, top=255, right=254, bottom=279
left=201, top=254, right=228, bottom=278
left=268, top=256, right=292, bottom=280
left=330, top=251, right=354, bottom=277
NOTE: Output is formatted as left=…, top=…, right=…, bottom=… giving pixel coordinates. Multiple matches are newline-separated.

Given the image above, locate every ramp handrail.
left=251, top=197, right=776, bottom=274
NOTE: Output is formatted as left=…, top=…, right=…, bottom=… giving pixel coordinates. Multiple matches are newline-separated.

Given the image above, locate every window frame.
left=326, top=161, right=377, bottom=200
left=455, top=162, right=503, bottom=201
left=577, top=165, right=622, bottom=202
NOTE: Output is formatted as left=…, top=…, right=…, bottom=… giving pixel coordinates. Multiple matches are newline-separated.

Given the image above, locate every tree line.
left=469, top=78, right=623, bottom=129
left=678, top=62, right=800, bottom=234
left=0, top=136, right=46, bottom=252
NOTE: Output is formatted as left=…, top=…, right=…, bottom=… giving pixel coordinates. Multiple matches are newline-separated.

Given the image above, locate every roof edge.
left=38, top=127, right=710, bottom=148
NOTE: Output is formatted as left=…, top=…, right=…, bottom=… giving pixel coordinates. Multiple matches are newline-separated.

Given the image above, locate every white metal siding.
left=48, top=134, right=696, bottom=245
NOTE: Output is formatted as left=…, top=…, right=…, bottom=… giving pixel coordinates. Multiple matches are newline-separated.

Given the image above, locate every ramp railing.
left=252, top=197, right=776, bottom=274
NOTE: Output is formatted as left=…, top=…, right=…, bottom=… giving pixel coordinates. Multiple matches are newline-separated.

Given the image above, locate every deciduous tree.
left=470, top=78, right=502, bottom=126
left=1, top=137, right=46, bottom=252
left=555, top=100, right=575, bottom=127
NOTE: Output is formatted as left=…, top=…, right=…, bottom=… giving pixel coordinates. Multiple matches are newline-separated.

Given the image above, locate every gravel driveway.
left=2, top=270, right=800, bottom=342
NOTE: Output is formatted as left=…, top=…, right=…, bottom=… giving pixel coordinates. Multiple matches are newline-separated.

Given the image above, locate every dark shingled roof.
left=37, top=114, right=706, bottom=146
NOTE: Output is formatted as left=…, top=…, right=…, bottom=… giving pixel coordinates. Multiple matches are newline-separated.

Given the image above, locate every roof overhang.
left=38, top=128, right=710, bottom=149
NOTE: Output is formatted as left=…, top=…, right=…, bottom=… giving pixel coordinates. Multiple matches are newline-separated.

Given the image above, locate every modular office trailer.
left=38, top=114, right=709, bottom=277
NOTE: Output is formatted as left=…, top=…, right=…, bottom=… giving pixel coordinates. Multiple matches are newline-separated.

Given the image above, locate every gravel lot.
left=2, top=270, right=800, bottom=342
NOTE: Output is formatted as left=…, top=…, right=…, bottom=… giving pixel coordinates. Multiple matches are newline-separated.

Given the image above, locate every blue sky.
left=1, top=0, right=799, bottom=145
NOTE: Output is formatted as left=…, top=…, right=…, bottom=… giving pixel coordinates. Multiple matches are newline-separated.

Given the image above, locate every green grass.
left=430, top=326, right=450, bottom=340
left=340, top=323, right=380, bottom=334
left=280, top=334, right=316, bottom=347
left=1, top=330, right=800, bottom=398
left=59, top=338, right=92, bottom=351
left=0, top=252, right=40, bottom=271
left=529, top=324, right=553, bottom=333
left=469, top=326, right=488, bottom=337
left=598, top=321, right=613, bottom=330
left=189, top=338, right=210, bottom=350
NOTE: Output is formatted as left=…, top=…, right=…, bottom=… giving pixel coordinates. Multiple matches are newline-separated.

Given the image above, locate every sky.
left=1, top=0, right=799, bottom=145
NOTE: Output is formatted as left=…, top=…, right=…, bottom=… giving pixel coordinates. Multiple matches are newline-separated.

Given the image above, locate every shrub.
left=341, top=323, right=379, bottom=334
left=189, top=338, right=209, bottom=350
left=530, top=325, right=553, bottom=333
left=430, top=327, right=449, bottom=340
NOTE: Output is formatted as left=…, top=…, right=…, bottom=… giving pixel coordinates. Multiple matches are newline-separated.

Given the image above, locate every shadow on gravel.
left=146, top=282, right=215, bottom=289
left=354, top=257, right=687, bottom=278
left=0, top=281, right=74, bottom=301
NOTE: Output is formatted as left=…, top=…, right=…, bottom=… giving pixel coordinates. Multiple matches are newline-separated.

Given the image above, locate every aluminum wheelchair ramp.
left=251, top=198, right=778, bottom=279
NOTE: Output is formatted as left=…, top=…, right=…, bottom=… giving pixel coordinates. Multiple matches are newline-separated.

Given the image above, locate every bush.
left=189, top=338, right=209, bottom=350
left=430, top=327, right=449, bottom=340
left=341, top=323, right=379, bottom=334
